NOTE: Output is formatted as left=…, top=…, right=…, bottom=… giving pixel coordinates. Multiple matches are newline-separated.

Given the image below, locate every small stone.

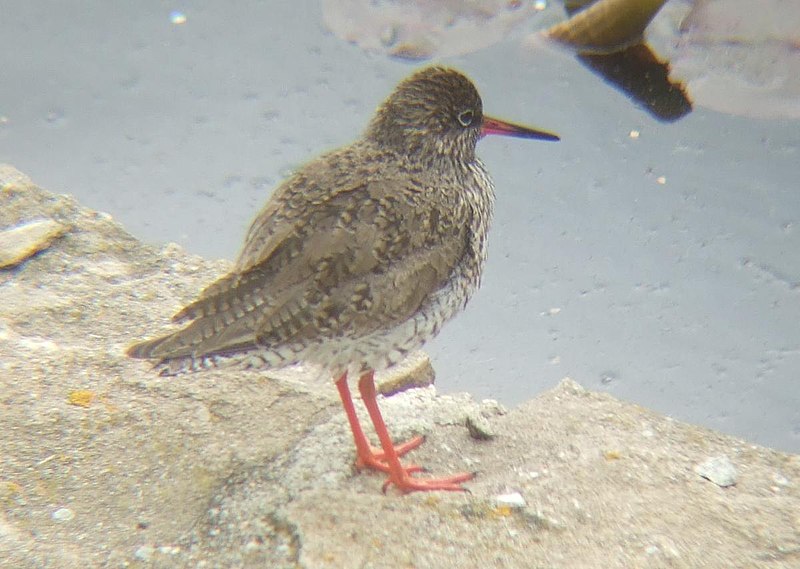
left=134, top=545, right=155, bottom=561
left=466, top=412, right=495, bottom=440
left=376, top=351, right=434, bottom=396
left=479, top=398, right=507, bottom=416
left=695, top=456, right=737, bottom=487
left=0, top=219, right=67, bottom=268
left=495, top=492, right=526, bottom=509
left=51, top=507, right=74, bottom=522
left=772, top=472, right=790, bottom=486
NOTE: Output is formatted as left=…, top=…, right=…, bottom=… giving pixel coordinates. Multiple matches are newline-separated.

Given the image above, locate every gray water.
left=2, top=1, right=798, bottom=452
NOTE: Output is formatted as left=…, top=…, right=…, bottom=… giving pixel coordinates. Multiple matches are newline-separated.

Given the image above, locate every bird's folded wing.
left=129, top=172, right=470, bottom=361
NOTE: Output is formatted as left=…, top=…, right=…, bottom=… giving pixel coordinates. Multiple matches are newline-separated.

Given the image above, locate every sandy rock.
left=1, top=164, right=799, bottom=568
left=0, top=218, right=67, bottom=268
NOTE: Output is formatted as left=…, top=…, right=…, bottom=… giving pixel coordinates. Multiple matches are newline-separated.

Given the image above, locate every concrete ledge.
left=1, top=165, right=798, bottom=568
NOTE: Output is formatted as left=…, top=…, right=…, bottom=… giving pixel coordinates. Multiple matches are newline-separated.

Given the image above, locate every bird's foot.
left=349, top=372, right=474, bottom=493
left=355, top=435, right=425, bottom=474
left=382, top=469, right=475, bottom=494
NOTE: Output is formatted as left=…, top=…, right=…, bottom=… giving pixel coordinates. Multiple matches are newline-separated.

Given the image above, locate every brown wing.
left=127, top=161, right=469, bottom=361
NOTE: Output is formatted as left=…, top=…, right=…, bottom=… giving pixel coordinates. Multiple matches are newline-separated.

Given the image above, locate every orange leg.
left=335, top=373, right=424, bottom=474
left=357, top=371, right=474, bottom=493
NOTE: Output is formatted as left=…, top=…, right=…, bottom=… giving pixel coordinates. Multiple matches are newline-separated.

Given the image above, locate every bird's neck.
left=361, top=137, right=476, bottom=176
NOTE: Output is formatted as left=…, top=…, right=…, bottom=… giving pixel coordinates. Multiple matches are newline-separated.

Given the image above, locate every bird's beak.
left=481, top=116, right=560, bottom=141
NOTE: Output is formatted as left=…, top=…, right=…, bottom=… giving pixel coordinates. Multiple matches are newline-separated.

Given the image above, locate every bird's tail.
left=126, top=334, right=174, bottom=360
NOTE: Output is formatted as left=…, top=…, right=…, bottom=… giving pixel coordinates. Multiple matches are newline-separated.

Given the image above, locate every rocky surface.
left=1, top=164, right=799, bottom=568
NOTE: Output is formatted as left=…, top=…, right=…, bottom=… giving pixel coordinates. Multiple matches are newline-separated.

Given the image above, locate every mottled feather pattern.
left=128, top=67, right=496, bottom=378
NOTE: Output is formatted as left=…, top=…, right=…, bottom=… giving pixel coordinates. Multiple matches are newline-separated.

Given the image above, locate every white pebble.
left=51, top=507, right=74, bottom=522
left=695, top=456, right=737, bottom=487
left=134, top=545, right=155, bottom=561
left=495, top=492, right=526, bottom=509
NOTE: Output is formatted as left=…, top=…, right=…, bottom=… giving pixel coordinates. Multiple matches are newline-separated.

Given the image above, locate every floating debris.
left=576, top=43, right=692, bottom=122
left=666, top=0, right=800, bottom=119
left=547, top=0, right=669, bottom=54
left=170, top=11, right=187, bottom=25
left=323, top=0, right=546, bottom=60
left=542, top=0, right=691, bottom=122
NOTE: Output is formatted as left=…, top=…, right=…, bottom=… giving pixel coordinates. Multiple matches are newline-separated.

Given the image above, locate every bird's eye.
left=457, top=109, right=474, bottom=127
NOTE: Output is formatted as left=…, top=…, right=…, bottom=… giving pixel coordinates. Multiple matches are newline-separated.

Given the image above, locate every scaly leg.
left=335, top=373, right=423, bottom=474
left=357, top=371, right=474, bottom=493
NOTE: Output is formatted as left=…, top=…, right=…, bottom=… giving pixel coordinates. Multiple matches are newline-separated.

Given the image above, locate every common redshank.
left=127, top=66, right=559, bottom=493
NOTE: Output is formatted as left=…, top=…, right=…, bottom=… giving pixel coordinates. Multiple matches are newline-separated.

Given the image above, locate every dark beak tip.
left=533, top=132, right=560, bottom=142
left=481, top=116, right=560, bottom=142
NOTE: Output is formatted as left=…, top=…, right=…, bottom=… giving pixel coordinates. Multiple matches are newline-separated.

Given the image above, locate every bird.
left=127, top=66, right=559, bottom=493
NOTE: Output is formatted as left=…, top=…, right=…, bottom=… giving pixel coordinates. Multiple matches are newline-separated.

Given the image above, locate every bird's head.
left=365, top=66, right=558, bottom=164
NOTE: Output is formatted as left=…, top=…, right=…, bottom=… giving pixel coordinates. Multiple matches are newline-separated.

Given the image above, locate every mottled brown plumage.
left=128, top=66, right=558, bottom=493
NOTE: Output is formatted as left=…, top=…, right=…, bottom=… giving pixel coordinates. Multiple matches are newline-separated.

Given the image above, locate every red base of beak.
left=481, top=116, right=560, bottom=141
